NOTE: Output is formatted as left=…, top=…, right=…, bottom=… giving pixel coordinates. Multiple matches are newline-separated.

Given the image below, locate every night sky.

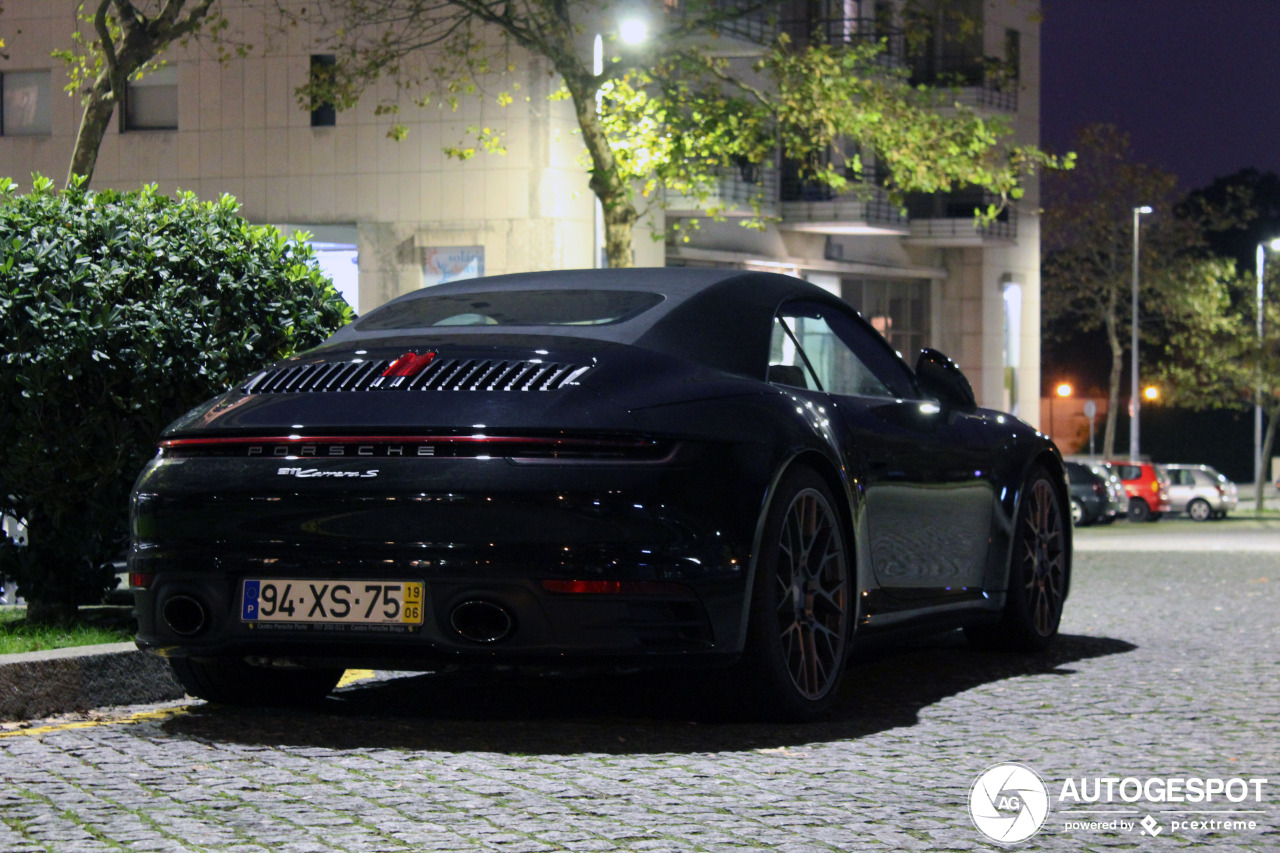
left=1040, top=0, right=1280, bottom=191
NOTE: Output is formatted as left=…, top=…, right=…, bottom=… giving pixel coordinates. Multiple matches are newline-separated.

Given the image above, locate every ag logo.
left=969, top=763, right=1050, bottom=844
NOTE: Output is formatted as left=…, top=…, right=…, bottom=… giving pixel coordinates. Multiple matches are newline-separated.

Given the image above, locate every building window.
left=1005, top=28, right=1021, bottom=81
left=125, top=65, right=178, bottom=130
left=842, top=279, right=931, bottom=360
left=310, top=55, right=337, bottom=127
left=1, top=71, right=52, bottom=136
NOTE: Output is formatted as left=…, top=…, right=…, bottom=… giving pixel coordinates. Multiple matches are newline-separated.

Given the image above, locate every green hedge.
left=0, top=176, right=352, bottom=621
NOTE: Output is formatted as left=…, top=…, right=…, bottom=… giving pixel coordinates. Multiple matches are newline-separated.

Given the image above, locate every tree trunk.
left=602, top=204, right=636, bottom=268
left=1102, top=287, right=1122, bottom=458
left=564, top=72, right=638, bottom=268
left=66, top=73, right=117, bottom=186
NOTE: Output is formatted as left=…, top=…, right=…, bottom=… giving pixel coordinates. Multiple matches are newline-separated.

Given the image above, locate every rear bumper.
left=132, top=564, right=740, bottom=666
left=130, top=444, right=765, bottom=666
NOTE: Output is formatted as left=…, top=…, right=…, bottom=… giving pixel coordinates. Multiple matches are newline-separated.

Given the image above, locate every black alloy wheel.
left=967, top=465, right=1069, bottom=652
left=740, top=465, right=851, bottom=721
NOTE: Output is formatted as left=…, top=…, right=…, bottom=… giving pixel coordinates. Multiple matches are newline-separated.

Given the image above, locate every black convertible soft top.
left=325, top=268, right=847, bottom=378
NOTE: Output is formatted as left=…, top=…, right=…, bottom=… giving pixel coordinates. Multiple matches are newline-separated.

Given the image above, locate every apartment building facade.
left=0, top=0, right=1043, bottom=422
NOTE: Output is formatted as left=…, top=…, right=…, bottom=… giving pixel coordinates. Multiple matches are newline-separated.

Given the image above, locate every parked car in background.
left=1106, top=460, right=1172, bottom=522
left=1064, top=460, right=1121, bottom=526
left=1163, top=464, right=1238, bottom=521
left=1092, top=461, right=1130, bottom=518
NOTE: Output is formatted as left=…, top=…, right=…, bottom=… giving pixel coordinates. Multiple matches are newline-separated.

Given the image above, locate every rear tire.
left=1128, top=498, right=1150, bottom=522
left=966, top=465, right=1069, bottom=652
left=1188, top=498, right=1212, bottom=522
left=735, top=466, right=851, bottom=721
left=170, top=657, right=343, bottom=707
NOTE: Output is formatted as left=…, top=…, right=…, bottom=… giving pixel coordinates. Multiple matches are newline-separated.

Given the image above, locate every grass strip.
left=0, top=606, right=134, bottom=655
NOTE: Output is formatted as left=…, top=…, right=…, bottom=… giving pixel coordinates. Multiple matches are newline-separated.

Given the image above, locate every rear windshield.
left=356, top=289, right=665, bottom=331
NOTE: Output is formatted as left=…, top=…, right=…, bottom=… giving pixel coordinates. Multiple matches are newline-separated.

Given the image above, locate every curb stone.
left=0, top=642, right=184, bottom=721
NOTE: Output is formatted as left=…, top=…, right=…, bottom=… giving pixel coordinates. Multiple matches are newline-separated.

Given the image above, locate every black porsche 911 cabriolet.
left=129, top=268, right=1070, bottom=720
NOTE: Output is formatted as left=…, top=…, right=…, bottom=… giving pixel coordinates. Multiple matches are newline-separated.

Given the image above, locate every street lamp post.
left=1254, top=238, right=1280, bottom=509
left=1130, top=205, right=1153, bottom=461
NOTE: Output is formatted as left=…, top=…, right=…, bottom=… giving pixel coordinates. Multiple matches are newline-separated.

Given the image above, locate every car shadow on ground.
left=159, top=631, right=1135, bottom=753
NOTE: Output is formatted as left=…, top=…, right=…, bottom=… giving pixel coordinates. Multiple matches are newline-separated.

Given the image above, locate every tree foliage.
left=1042, top=123, right=1212, bottom=457
left=1182, top=168, right=1280, bottom=275
left=53, top=0, right=228, bottom=185
left=292, top=0, right=1066, bottom=266
left=1156, top=188, right=1280, bottom=509
left=0, top=177, right=351, bottom=622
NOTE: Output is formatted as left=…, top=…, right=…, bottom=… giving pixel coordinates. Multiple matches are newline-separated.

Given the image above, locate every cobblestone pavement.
left=1, top=521, right=1276, bottom=852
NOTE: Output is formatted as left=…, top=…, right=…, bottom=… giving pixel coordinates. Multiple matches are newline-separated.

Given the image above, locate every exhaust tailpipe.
left=162, top=594, right=208, bottom=636
left=450, top=599, right=515, bottom=644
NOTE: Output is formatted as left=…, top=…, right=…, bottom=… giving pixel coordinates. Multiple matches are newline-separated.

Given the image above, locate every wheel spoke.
left=773, top=485, right=849, bottom=700
left=1017, top=478, right=1066, bottom=636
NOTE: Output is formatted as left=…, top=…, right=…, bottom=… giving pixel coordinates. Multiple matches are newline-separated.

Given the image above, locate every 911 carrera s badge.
left=277, top=467, right=379, bottom=479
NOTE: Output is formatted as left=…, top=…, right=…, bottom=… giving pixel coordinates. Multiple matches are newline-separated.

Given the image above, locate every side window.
left=768, top=316, right=814, bottom=389
left=769, top=301, right=916, bottom=398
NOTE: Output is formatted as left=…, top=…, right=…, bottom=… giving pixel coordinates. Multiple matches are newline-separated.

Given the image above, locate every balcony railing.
left=781, top=16, right=905, bottom=64
left=905, top=189, right=1016, bottom=242
left=781, top=185, right=909, bottom=232
left=665, top=162, right=779, bottom=218
left=908, top=212, right=1016, bottom=242
left=672, top=0, right=778, bottom=45
left=909, top=53, right=1018, bottom=111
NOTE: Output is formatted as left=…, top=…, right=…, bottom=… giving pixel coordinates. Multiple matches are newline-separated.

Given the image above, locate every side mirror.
left=915, top=348, right=976, bottom=411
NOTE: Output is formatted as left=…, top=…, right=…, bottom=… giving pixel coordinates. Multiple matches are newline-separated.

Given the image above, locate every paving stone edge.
left=0, top=642, right=184, bottom=721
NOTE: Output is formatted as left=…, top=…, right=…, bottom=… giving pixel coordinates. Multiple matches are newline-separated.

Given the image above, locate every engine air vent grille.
left=243, top=358, right=590, bottom=393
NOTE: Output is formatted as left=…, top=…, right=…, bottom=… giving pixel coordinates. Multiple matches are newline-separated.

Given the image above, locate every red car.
left=1106, top=460, right=1172, bottom=521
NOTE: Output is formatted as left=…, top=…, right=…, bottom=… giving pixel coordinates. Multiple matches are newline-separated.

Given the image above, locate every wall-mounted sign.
left=422, top=246, right=484, bottom=288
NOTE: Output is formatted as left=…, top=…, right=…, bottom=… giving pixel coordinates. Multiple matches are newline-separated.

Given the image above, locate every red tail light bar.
left=541, top=579, right=695, bottom=597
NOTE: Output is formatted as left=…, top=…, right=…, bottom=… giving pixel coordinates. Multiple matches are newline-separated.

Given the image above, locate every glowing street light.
left=1143, top=385, right=1159, bottom=402
left=1131, top=205, right=1153, bottom=461
left=618, top=16, right=648, bottom=46
left=1056, top=383, right=1073, bottom=398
